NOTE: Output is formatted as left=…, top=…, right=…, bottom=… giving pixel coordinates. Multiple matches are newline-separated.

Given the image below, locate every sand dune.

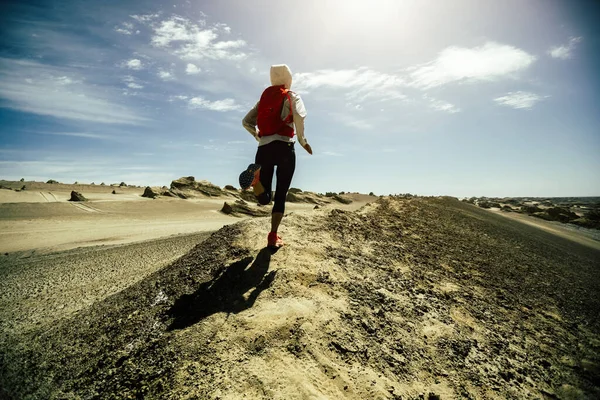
left=0, top=183, right=361, bottom=254
left=1, top=196, right=599, bottom=399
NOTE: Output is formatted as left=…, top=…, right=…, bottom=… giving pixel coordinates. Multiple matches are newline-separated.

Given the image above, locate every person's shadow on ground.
left=167, top=247, right=277, bottom=330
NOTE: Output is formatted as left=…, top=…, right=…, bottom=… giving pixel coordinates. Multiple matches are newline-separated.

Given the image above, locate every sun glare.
left=331, top=0, right=413, bottom=29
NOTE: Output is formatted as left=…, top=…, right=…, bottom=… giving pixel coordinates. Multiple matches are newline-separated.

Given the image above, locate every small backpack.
left=257, top=85, right=294, bottom=138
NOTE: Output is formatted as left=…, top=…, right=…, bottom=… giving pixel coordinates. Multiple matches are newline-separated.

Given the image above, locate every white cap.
left=270, top=64, right=292, bottom=89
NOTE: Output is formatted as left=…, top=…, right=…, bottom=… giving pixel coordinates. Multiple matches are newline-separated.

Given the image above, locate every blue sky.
left=1, top=0, right=599, bottom=197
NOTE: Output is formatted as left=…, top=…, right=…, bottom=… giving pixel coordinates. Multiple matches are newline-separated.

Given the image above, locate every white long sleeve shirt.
left=242, top=91, right=308, bottom=147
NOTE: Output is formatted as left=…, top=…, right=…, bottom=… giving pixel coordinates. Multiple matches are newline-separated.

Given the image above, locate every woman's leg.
left=255, top=144, right=275, bottom=205
left=271, top=142, right=296, bottom=232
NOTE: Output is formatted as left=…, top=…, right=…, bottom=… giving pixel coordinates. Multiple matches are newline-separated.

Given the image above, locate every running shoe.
left=267, top=232, right=284, bottom=248
left=239, top=163, right=261, bottom=190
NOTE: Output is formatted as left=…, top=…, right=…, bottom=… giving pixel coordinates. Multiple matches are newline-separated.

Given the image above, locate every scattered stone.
left=170, top=176, right=196, bottom=190
left=142, top=186, right=161, bottom=199
left=545, top=207, right=578, bottom=222
left=571, top=218, right=600, bottom=229
left=221, top=202, right=234, bottom=215
left=477, top=201, right=501, bottom=209
left=170, top=176, right=225, bottom=197
left=69, top=191, right=87, bottom=201
left=333, top=194, right=353, bottom=205
left=521, top=205, right=542, bottom=214
left=220, top=201, right=269, bottom=217
left=112, top=190, right=117, bottom=195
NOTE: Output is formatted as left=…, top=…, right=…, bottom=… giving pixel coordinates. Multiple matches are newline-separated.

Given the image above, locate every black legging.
left=255, top=140, right=296, bottom=213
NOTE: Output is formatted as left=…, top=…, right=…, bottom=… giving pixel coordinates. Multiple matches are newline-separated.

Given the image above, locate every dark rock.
left=238, top=190, right=257, bottom=202
left=570, top=218, right=600, bottom=229
left=112, top=190, right=116, bottom=195
left=546, top=207, right=578, bottom=222
left=142, top=187, right=161, bottom=199
left=428, top=393, right=441, bottom=400
left=220, top=201, right=269, bottom=217
left=170, top=176, right=196, bottom=190
left=333, top=194, right=352, bottom=205
left=314, top=205, right=320, bottom=210
left=288, top=187, right=303, bottom=194
left=478, top=201, right=501, bottom=209
left=168, top=177, right=225, bottom=197
left=169, top=189, right=188, bottom=199
left=521, top=205, right=542, bottom=214
left=587, top=209, right=600, bottom=221
left=224, top=185, right=237, bottom=191
left=221, top=202, right=234, bottom=215
left=286, top=192, right=301, bottom=202
left=532, top=212, right=553, bottom=221
left=69, top=191, right=87, bottom=202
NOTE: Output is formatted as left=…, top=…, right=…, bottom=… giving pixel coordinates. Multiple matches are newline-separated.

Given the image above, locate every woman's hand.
left=303, top=143, right=313, bottom=155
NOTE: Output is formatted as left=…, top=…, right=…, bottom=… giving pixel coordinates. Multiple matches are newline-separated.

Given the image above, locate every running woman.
left=239, top=64, right=313, bottom=248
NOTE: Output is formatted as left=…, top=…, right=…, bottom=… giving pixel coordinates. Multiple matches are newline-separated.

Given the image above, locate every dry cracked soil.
left=1, top=197, right=599, bottom=399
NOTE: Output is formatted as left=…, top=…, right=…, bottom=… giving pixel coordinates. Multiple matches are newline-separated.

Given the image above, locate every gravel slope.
left=0, top=232, right=211, bottom=339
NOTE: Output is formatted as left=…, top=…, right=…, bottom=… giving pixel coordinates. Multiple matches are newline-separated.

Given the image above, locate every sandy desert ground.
left=1, top=183, right=599, bottom=399
left=1, top=181, right=360, bottom=254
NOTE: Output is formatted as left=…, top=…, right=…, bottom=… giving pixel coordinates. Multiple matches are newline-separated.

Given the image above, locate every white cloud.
left=124, top=59, right=143, bottom=70
left=430, top=100, right=460, bottom=114
left=0, top=58, right=147, bottom=125
left=548, top=36, right=583, bottom=60
left=185, top=63, right=201, bottom=75
left=115, top=22, right=134, bottom=35
left=169, top=95, right=189, bottom=102
left=158, top=69, right=174, bottom=80
left=423, top=95, right=460, bottom=114
left=122, top=75, right=144, bottom=89
left=188, top=96, right=242, bottom=112
left=130, top=14, right=160, bottom=23
left=214, top=23, right=232, bottom=34
left=150, top=16, right=247, bottom=61
left=33, top=131, right=118, bottom=140
left=294, top=67, right=405, bottom=102
left=494, top=91, right=546, bottom=110
left=127, top=82, right=144, bottom=89
left=55, top=76, right=78, bottom=85
left=408, top=42, right=536, bottom=89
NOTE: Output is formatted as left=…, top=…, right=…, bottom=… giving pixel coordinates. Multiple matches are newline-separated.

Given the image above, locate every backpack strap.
left=282, top=90, right=293, bottom=124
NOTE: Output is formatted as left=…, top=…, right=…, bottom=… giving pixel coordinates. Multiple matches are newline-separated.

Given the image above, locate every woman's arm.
left=290, top=93, right=312, bottom=153
left=242, top=102, right=260, bottom=141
